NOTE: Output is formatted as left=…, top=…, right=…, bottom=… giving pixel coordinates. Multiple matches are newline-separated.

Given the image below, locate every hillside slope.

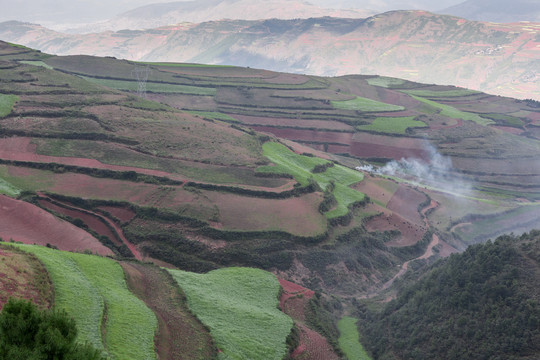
left=0, top=11, right=538, bottom=100
left=359, top=231, right=540, bottom=359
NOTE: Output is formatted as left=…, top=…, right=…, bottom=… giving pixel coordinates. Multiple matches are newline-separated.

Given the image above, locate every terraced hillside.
left=0, top=39, right=538, bottom=304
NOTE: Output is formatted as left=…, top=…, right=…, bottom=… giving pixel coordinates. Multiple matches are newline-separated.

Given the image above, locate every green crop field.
left=366, top=77, right=406, bottom=88
left=81, top=76, right=217, bottom=95
left=187, top=111, right=240, bottom=122
left=338, top=316, right=372, bottom=360
left=0, top=94, right=18, bottom=117
left=403, top=89, right=480, bottom=98
left=258, top=142, right=365, bottom=218
left=409, top=95, right=494, bottom=125
left=0, top=176, right=21, bottom=197
left=331, top=96, right=405, bottom=112
left=19, top=60, right=54, bottom=70
left=11, top=244, right=158, bottom=360
left=357, top=116, right=427, bottom=134
left=168, top=267, right=293, bottom=360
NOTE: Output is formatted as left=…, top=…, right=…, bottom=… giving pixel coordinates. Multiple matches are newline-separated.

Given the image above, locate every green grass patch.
left=11, top=244, right=157, bottom=360
left=366, top=77, right=406, bottom=88
left=338, top=316, right=372, bottom=360
left=135, top=61, right=235, bottom=68
left=81, top=76, right=217, bottom=95
left=187, top=111, right=240, bottom=123
left=168, top=267, right=293, bottom=360
left=403, top=89, right=480, bottom=98
left=356, top=116, right=427, bottom=134
left=258, top=142, right=365, bottom=218
left=19, top=60, right=54, bottom=70
left=331, top=96, right=404, bottom=112
left=0, top=94, right=19, bottom=117
left=408, top=95, right=494, bottom=125
left=0, top=176, right=21, bottom=197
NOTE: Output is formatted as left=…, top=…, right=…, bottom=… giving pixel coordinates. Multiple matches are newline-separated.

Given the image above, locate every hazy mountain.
left=1, top=11, right=538, bottom=100
left=65, top=0, right=375, bottom=33
left=439, top=0, right=540, bottom=23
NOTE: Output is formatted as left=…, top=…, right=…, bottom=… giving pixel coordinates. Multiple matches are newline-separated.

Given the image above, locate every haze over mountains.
left=2, top=10, right=538, bottom=100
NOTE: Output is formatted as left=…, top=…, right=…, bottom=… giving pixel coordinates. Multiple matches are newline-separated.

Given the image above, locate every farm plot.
left=80, top=76, right=217, bottom=95
left=331, top=96, right=404, bottom=112
left=408, top=94, right=494, bottom=125
left=258, top=142, right=365, bottom=219
left=169, top=267, right=293, bottom=360
left=11, top=244, right=158, bottom=360
left=0, top=94, right=18, bottom=117
left=356, top=116, right=427, bottom=134
left=338, top=317, right=372, bottom=360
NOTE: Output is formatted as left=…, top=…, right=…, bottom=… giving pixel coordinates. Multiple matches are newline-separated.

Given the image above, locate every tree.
left=0, top=298, right=107, bottom=360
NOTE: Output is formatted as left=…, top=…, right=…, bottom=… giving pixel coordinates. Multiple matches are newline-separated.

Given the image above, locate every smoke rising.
left=357, top=142, right=474, bottom=198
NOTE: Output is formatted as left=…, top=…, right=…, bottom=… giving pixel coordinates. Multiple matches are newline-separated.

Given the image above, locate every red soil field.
left=233, top=114, right=354, bottom=131
left=0, top=195, right=113, bottom=255
left=492, top=126, right=525, bottom=135
left=250, top=126, right=353, bottom=144
left=365, top=212, right=426, bottom=247
left=38, top=199, right=120, bottom=246
left=278, top=278, right=338, bottom=360
left=0, top=246, right=53, bottom=310
left=97, top=206, right=136, bottom=223
left=386, top=184, right=425, bottom=226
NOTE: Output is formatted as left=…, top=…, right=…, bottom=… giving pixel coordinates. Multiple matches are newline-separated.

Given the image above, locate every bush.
left=0, top=298, right=107, bottom=360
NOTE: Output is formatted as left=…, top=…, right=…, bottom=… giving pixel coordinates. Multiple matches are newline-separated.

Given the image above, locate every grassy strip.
left=366, top=77, right=406, bottom=88
left=11, top=244, right=157, bottom=360
left=168, top=267, right=293, bottom=360
left=0, top=94, right=19, bottom=117
left=19, top=60, right=54, bottom=70
left=338, top=317, right=372, bottom=360
left=409, top=94, right=494, bottom=125
left=81, top=76, right=217, bottom=95
left=135, top=61, right=235, bottom=68
left=0, top=176, right=21, bottom=197
left=258, top=142, right=365, bottom=219
left=331, top=97, right=404, bottom=112
left=403, top=89, right=480, bottom=98
left=187, top=111, right=240, bottom=123
left=356, top=116, right=426, bottom=134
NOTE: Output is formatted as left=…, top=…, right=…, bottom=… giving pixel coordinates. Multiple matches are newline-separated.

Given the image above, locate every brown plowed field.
left=0, top=245, right=54, bottom=310
left=121, top=262, right=216, bottom=360
left=233, top=114, right=354, bottom=131
left=0, top=195, right=113, bottom=255
left=386, top=184, right=425, bottom=226
left=97, top=206, right=136, bottom=223
left=278, top=279, right=338, bottom=360
left=365, top=212, right=426, bottom=247
left=38, top=199, right=120, bottom=246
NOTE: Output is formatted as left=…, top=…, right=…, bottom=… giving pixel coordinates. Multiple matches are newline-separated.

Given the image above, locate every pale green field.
left=19, top=60, right=54, bottom=70
left=366, top=77, right=406, bottom=88
left=403, top=89, right=480, bottom=98
left=409, top=95, right=494, bottom=125
left=0, top=94, right=19, bottom=117
left=258, top=142, right=365, bottom=219
left=168, top=267, right=293, bottom=360
left=187, top=111, right=240, bottom=122
left=0, top=176, right=20, bottom=197
left=11, top=244, right=157, bottom=360
left=331, top=96, right=404, bottom=112
left=338, top=316, right=372, bottom=360
left=81, top=76, right=217, bottom=95
left=357, top=116, right=427, bottom=134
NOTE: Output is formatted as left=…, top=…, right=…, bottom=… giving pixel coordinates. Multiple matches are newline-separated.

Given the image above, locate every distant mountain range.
left=1, top=10, right=538, bottom=100
left=440, top=0, right=540, bottom=23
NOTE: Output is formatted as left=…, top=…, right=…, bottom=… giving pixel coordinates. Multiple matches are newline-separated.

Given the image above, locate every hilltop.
left=0, top=11, right=538, bottom=100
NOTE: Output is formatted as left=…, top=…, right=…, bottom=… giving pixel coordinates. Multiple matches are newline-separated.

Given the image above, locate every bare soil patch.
left=386, top=184, right=425, bottom=226
left=121, top=262, right=215, bottom=360
left=233, top=114, right=353, bottom=131
left=97, top=206, right=136, bottom=223
left=0, top=195, right=113, bottom=255
left=0, top=245, right=53, bottom=310
left=365, top=212, right=426, bottom=247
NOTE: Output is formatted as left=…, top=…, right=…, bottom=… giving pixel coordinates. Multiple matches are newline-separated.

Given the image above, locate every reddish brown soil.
left=0, top=245, right=54, bottom=310
left=365, top=212, right=426, bottom=247
left=0, top=195, right=113, bottom=255
left=233, top=114, right=353, bottom=131
left=97, top=206, right=136, bottom=223
left=352, top=175, right=398, bottom=207
left=492, top=126, right=525, bottom=135
left=38, top=199, right=120, bottom=246
left=386, top=184, right=425, bottom=226
left=37, top=194, right=142, bottom=260
left=121, top=262, right=216, bottom=360
left=278, top=278, right=338, bottom=360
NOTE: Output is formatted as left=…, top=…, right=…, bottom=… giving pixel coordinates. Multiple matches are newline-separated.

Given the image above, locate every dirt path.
left=37, top=193, right=142, bottom=260
left=120, top=262, right=215, bottom=360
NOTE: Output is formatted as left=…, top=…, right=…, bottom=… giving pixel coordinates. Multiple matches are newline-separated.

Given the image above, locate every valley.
left=0, top=38, right=538, bottom=359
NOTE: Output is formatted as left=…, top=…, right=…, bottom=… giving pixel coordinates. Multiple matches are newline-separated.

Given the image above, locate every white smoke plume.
left=357, top=142, right=474, bottom=198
